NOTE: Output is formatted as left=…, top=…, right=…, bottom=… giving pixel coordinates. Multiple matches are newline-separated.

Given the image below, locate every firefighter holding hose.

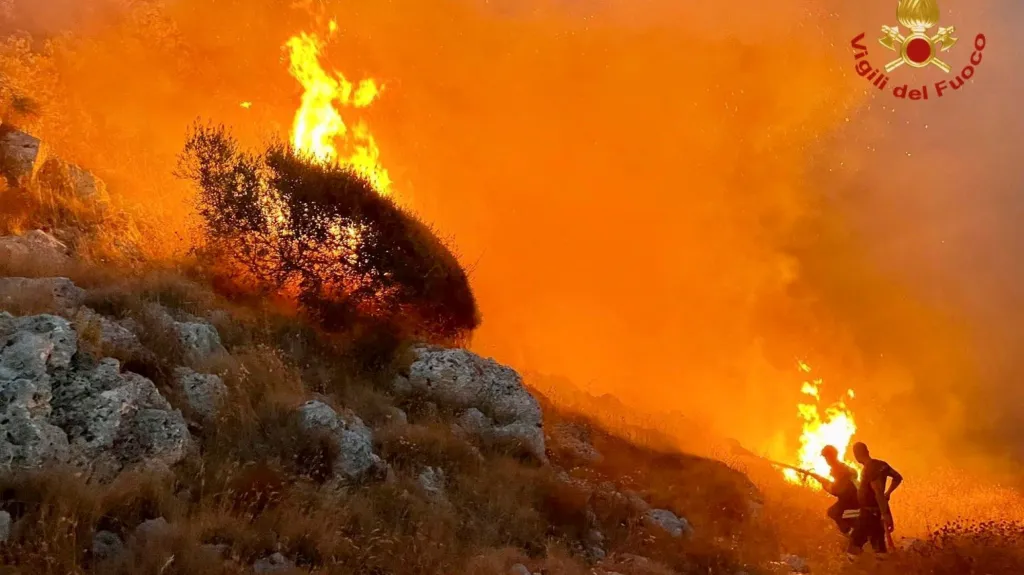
left=809, top=445, right=861, bottom=537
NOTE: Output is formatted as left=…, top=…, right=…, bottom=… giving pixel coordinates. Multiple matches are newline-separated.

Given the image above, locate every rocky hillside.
left=0, top=226, right=775, bottom=574
left=3, top=129, right=1022, bottom=575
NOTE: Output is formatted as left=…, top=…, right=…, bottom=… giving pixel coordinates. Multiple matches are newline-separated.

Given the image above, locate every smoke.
left=4, top=0, right=1023, bottom=479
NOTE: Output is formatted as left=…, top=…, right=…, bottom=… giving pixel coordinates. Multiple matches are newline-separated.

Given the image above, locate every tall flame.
left=285, top=23, right=392, bottom=195
left=782, top=361, right=859, bottom=490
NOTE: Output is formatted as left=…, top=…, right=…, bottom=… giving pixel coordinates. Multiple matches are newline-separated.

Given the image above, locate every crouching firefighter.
left=810, top=445, right=860, bottom=537
left=847, top=441, right=903, bottom=555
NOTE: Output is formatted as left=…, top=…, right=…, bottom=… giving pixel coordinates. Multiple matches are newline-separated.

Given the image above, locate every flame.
left=284, top=22, right=391, bottom=195
left=782, top=363, right=859, bottom=490
left=240, top=101, right=252, bottom=109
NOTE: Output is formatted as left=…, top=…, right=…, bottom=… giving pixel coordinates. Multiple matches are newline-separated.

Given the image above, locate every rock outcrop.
left=0, top=127, right=47, bottom=184
left=0, top=276, right=85, bottom=312
left=1, top=127, right=107, bottom=204
left=253, top=552, right=296, bottom=573
left=0, top=312, right=191, bottom=478
left=417, top=466, right=447, bottom=502
left=174, top=367, right=227, bottom=420
left=396, top=346, right=546, bottom=460
left=144, top=304, right=227, bottom=365
left=297, top=400, right=380, bottom=481
left=643, top=508, right=693, bottom=539
left=37, top=156, right=109, bottom=204
left=76, top=307, right=143, bottom=356
left=0, top=230, right=71, bottom=267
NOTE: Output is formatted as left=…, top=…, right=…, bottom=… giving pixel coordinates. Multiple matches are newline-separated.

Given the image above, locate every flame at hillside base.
left=285, top=25, right=392, bottom=195
left=782, top=361, right=859, bottom=490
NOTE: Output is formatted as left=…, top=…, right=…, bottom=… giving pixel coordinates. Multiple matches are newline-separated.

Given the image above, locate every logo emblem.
left=879, top=0, right=957, bottom=73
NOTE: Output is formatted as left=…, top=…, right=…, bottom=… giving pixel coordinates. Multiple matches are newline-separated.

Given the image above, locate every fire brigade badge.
left=878, top=0, right=957, bottom=73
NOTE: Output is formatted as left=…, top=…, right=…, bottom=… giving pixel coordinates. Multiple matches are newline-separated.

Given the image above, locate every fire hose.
left=727, top=439, right=897, bottom=549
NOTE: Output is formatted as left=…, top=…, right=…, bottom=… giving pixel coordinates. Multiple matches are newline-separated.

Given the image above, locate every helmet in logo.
left=879, top=0, right=958, bottom=73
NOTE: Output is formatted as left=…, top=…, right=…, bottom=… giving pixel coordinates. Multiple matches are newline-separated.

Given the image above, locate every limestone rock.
left=0, top=277, right=84, bottom=313
left=417, top=466, right=446, bottom=501
left=50, top=358, right=190, bottom=477
left=0, top=127, right=47, bottom=184
left=456, top=407, right=546, bottom=461
left=132, top=517, right=173, bottom=545
left=386, top=406, right=408, bottom=425
left=297, top=400, right=378, bottom=481
left=0, top=313, right=190, bottom=478
left=37, top=156, right=109, bottom=204
left=142, top=304, right=227, bottom=365
left=174, top=319, right=225, bottom=364
left=551, top=422, right=602, bottom=463
left=76, top=308, right=143, bottom=356
left=174, top=367, right=227, bottom=420
left=644, top=508, right=693, bottom=539
left=254, top=552, right=295, bottom=573
left=399, top=346, right=545, bottom=459
left=400, top=346, right=543, bottom=428
left=0, top=313, right=76, bottom=468
left=0, top=230, right=70, bottom=266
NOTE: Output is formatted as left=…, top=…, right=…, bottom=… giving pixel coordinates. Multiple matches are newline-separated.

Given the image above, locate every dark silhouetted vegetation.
left=177, top=123, right=479, bottom=342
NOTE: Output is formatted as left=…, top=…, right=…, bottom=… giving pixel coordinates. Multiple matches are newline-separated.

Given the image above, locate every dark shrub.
left=177, top=123, right=479, bottom=341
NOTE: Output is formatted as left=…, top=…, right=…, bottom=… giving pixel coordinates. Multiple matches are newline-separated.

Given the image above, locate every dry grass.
left=2, top=138, right=1021, bottom=573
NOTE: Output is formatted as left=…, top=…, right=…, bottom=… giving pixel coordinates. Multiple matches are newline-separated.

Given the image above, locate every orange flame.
left=285, top=23, right=391, bottom=195
left=782, top=362, right=859, bottom=489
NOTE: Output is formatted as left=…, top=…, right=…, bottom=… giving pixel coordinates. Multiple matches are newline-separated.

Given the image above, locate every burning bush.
left=177, top=123, right=479, bottom=341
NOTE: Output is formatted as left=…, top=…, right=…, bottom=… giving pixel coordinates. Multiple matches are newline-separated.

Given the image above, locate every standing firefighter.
left=811, top=445, right=860, bottom=537
left=848, top=441, right=903, bottom=555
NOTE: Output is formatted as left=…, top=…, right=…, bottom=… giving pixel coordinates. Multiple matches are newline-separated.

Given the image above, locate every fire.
left=782, top=361, right=859, bottom=490
left=284, top=23, right=391, bottom=195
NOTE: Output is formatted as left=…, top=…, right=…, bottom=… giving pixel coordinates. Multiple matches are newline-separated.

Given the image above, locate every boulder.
left=142, top=304, right=227, bottom=365
left=37, top=156, right=109, bottom=204
left=456, top=407, right=545, bottom=461
left=385, top=406, right=408, bottom=425
left=0, top=313, right=76, bottom=467
left=173, top=367, right=227, bottom=420
left=0, top=230, right=70, bottom=265
left=417, top=466, right=446, bottom=501
left=131, top=517, right=174, bottom=546
left=254, top=552, right=295, bottom=573
left=0, top=313, right=190, bottom=478
left=49, top=357, right=190, bottom=477
left=644, top=509, right=693, bottom=539
left=399, top=347, right=545, bottom=459
left=173, top=319, right=225, bottom=364
left=75, top=307, right=143, bottom=356
left=400, top=346, right=542, bottom=427
left=297, top=400, right=379, bottom=481
left=551, top=422, right=602, bottom=463
left=0, top=127, right=47, bottom=184
left=0, top=277, right=85, bottom=313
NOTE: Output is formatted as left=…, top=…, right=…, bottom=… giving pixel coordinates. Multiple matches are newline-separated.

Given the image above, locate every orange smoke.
left=285, top=23, right=390, bottom=195
left=782, top=361, right=859, bottom=489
